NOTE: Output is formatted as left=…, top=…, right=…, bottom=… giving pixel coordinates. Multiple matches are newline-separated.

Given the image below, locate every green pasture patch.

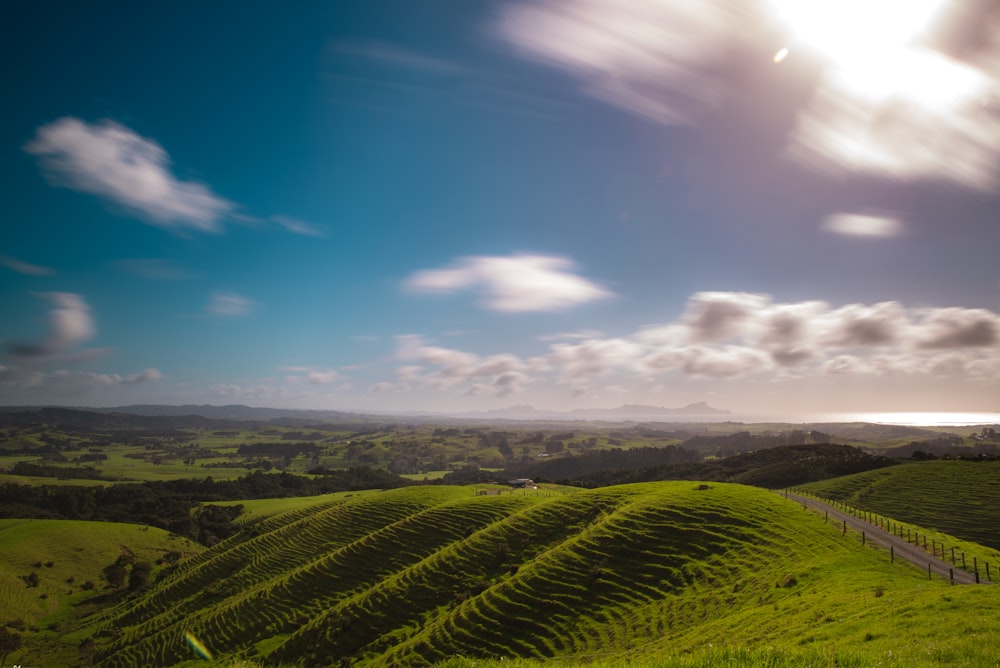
left=207, top=490, right=377, bottom=524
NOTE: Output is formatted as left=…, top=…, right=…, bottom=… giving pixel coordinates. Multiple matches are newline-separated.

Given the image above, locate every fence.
left=779, top=488, right=991, bottom=585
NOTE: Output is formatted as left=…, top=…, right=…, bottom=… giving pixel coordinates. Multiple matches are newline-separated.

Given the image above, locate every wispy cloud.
left=280, top=365, right=342, bottom=385
left=821, top=213, right=904, bottom=239
left=404, top=253, right=613, bottom=312
left=1, top=254, right=55, bottom=276
left=270, top=215, right=326, bottom=237
left=113, top=258, right=195, bottom=280
left=25, top=118, right=233, bottom=231
left=25, top=117, right=325, bottom=238
left=334, top=40, right=467, bottom=76
left=207, top=292, right=255, bottom=317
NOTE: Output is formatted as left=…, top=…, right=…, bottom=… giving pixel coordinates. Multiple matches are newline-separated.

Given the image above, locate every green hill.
left=797, top=460, right=1000, bottom=550
left=0, top=519, right=203, bottom=665
left=73, top=482, right=999, bottom=667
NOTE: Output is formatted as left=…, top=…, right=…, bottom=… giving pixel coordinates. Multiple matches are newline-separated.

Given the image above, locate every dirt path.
left=780, top=491, right=987, bottom=585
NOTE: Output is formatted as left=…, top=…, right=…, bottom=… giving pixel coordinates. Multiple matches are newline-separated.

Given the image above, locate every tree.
left=128, top=561, right=152, bottom=592
left=0, top=627, right=22, bottom=667
left=103, top=563, right=127, bottom=590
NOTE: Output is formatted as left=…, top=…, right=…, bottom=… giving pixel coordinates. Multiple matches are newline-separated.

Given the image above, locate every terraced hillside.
left=75, top=482, right=1000, bottom=667
left=798, top=460, right=1000, bottom=550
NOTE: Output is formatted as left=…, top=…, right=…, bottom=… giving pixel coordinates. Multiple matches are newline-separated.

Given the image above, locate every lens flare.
left=184, top=631, right=213, bottom=661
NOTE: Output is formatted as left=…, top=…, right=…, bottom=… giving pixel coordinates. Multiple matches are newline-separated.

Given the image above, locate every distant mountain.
left=459, top=401, right=731, bottom=421
left=570, top=401, right=730, bottom=418
left=0, top=401, right=731, bottom=428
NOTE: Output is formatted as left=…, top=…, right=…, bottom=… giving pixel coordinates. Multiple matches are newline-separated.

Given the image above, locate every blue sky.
left=2, top=0, right=999, bottom=416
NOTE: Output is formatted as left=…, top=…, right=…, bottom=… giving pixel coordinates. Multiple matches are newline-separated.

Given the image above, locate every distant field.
left=0, top=473, right=112, bottom=487
left=798, top=460, right=1000, bottom=551
left=70, top=482, right=999, bottom=667
left=208, top=490, right=379, bottom=524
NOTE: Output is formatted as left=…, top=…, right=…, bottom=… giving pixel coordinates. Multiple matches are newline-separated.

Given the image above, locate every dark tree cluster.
left=0, top=468, right=411, bottom=546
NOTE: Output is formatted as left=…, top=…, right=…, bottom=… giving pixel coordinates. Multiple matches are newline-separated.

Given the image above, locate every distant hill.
left=467, top=401, right=731, bottom=421
left=497, top=443, right=897, bottom=489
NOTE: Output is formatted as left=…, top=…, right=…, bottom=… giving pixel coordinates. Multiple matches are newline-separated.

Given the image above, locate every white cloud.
left=51, top=368, right=164, bottom=386
left=1, top=254, right=55, bottom=276
left=207, top=292, right=255, bottom=317
left=380, top=291, right=1000, bottom=399
left=25, top=118, right=233, bottom=231
left=404, top=254, right=612, bottom=312
left=11, top=292, right=95, bottom=358
left=394, top=335, right=531, bottom=395
left=497, top=1, right=1000, bottom=191
left=821, top=213, right=904, bottom=238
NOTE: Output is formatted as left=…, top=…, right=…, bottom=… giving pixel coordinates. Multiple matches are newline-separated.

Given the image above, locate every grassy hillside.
left=73, top=483, right=1000, bottom=667
left=0, top=519, right=202, bottom=665
left=798, top=460, right=1000, bottom=550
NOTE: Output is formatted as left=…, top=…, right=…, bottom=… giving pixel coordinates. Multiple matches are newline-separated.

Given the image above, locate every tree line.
left=0, top=467, right=410, bottom=545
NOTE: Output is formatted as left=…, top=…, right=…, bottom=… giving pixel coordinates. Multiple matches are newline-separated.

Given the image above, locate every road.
left=780, top=491, right=987, bottom=585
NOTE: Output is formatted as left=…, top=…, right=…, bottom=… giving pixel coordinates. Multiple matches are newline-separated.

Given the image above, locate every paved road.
left=780, top=491, right=987, bottom=585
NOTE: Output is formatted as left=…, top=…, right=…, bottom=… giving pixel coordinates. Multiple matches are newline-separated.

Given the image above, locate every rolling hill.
left=71, top=482, right=1000, bottom=667
left=797, top=460, right=1000, bottom=550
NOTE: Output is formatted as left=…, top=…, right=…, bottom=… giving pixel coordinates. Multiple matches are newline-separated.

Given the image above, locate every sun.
left=770, top=0, right=948, bottom=67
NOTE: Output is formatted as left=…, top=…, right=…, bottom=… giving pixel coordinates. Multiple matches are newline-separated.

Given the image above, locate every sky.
left=1, top=0, right=999, bottom=417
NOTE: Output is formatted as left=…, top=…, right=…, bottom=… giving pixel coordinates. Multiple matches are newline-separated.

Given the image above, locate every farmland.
left=1, top=407, right=998, bottom=666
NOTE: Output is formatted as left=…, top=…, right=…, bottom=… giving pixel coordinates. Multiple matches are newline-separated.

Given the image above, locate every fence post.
left=928, top=563, right=932, bottom=580
left=891, top=546, right=894, bottom=564
left=824, top=510, right=828, bottom=523
left=976, top=571, right=980, bottom=584
left=950, top=568, right=955, bottom=585
left=862, top=531, right=866, bottom=546
left=842, top=521, right=846, bottom=536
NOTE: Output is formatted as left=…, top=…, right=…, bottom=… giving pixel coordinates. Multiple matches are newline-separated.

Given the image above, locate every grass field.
left=53, top=482, right=1000, bottom=667
left=0, top=519, right=203, bottom=666
left=207, top=490, right=379, bottom=525
left=797, top=460, right=1000, bottom=551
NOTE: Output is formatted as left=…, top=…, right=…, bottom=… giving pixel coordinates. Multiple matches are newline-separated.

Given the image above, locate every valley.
left=0, top=406, right=997, bottom=667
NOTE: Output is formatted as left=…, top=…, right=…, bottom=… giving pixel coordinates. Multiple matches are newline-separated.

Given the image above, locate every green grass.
left=65, top=482, right=1000, bottom=667
left=797, top=460, right=1000, bottom=551
left=207, top=490, right=379, bottom=525
left=0, top=518, right=203, bottom=666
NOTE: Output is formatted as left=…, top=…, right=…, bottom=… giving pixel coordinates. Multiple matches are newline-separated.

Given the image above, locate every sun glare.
left=770, top=0, right=947, bottom=66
